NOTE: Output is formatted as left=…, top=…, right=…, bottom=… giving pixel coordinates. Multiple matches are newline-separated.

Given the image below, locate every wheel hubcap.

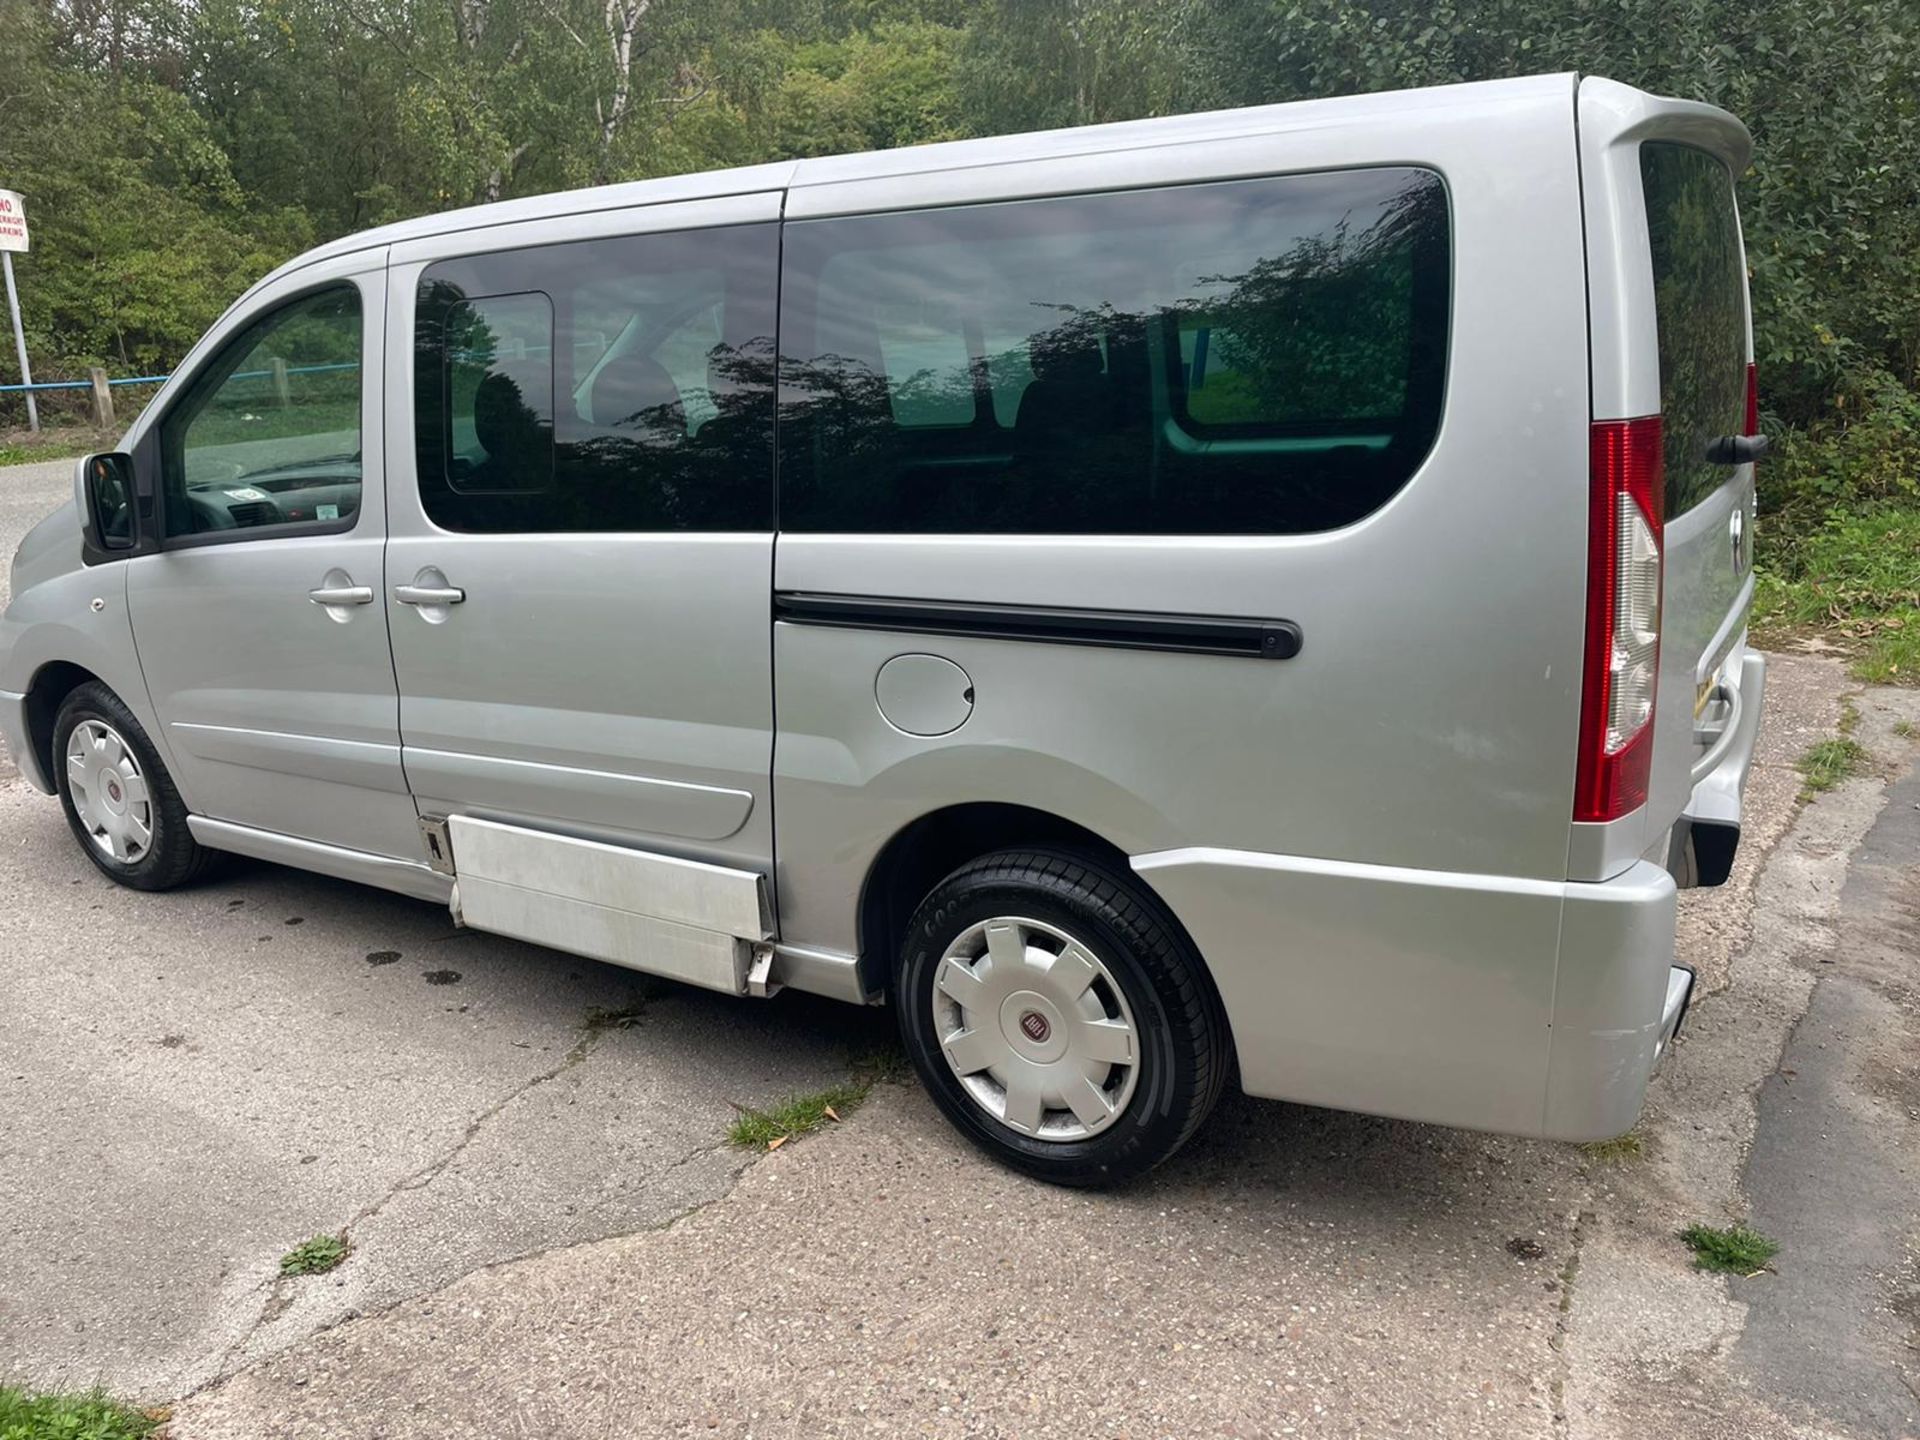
left=65, top=720, right=154, bottom=864
left=932, top=915, right=1140, bottom=1141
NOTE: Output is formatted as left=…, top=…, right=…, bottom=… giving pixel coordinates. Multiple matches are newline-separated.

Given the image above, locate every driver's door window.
left=161, top=287, right=363, bottom=537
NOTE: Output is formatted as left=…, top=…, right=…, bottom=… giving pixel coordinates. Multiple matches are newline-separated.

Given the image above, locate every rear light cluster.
left=1574, top=417, right=1665, bottom=823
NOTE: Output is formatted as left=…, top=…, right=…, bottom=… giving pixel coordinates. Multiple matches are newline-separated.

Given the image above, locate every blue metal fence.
left=0, top=360, right=359, bottom=395
left=0, top=373, right=169, bottom=393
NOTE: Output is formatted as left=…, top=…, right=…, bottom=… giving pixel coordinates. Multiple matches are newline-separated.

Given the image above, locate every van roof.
left=259, top=71, right=1582, bottom=290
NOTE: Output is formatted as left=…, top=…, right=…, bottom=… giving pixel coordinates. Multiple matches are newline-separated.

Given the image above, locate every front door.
left=125, top=253, right=421, bottom=860
left=381, top=198, right=781, bottom=879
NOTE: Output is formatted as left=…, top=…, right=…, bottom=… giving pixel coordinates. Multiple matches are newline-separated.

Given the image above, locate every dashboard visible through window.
left=159, top=286, right=364, bottom=540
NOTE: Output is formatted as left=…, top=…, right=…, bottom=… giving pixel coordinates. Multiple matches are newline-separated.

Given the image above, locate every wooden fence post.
left=270, top=356, right=291, bottom=407
left=88, top=367, right=115, bottom=429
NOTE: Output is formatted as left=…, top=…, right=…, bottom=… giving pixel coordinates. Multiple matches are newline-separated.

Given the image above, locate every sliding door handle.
left=394, top=583, right=466, bottom=606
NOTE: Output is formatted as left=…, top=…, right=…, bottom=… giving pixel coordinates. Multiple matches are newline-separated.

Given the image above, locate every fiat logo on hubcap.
left=107, top=780, right=122, bottom=802
left=1019, top=1011, right=1051, bottom=1043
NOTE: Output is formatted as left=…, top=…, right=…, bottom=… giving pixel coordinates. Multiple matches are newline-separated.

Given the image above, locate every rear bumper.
left=1132, top=848, right=1678, bottom=1142
left=0, top=687, right=47, bottom=792
left=1655, top=964, right=1695, bottom=1065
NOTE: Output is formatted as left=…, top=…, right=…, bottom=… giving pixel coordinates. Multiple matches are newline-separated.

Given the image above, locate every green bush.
left=1760, top=370, right=1920, bottom=540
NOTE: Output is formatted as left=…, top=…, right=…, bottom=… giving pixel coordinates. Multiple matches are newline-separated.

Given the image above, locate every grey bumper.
left=0, top=687, right=50, bottom=793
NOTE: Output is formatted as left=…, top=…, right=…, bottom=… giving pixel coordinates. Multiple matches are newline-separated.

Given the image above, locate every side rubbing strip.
left=774, top=592, right=1302, bottom=661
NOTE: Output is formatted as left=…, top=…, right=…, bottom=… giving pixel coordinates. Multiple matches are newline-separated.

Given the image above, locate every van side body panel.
left=772, top=76, right=1597, bottom=1132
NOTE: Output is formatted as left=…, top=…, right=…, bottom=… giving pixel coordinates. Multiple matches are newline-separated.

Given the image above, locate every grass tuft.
left=1796, top=737, right=1869, bottom=797
left=279, top=1232, right=351, bottom=1276
left=1894, top=719, right=1917, bottom=740
left=1581, top=1130, right=1645, bottom=1164
left=727, top=1081, right=871, bottom=1150
left=1681, top=1222, right=1780, bottom=1275
left=850, top=1042, right=910, bottom=1087
left=0, top=1385, right=161, bottom=1439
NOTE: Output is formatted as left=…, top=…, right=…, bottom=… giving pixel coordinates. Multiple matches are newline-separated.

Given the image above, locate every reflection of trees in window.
left=1642, top=144, right=1746, bottom=517
left=445, top=304, right=503, bottom=372
left=1187, top=175, right=1446, bottom=427
left=412, top=224, right=780, bottom=534
left=778, top=170, right=1450, bottom=534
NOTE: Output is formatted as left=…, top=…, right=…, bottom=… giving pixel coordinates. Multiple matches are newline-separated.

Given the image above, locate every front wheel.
left=896, top=848, right=1229, bottom=1187
left=52, top=681, right=216, bottom=891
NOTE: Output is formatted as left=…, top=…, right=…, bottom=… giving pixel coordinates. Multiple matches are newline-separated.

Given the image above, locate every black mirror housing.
left=79, top=452, right=143, bottom=562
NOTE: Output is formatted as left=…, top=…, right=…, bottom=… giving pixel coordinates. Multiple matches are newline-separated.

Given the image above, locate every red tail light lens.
left=1745, top=362, right=1759, bottom=437
left=1575, top=417, right=1665, bottom=823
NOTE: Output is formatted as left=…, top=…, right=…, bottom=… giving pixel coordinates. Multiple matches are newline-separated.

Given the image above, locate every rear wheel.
left=896, top=848, right=1228, bottom=1187
left=52, top=682, right=215, bottom=891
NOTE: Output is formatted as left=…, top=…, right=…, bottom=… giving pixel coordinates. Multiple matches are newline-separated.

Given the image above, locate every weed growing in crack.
left=280, top=1232, right=351, bottom=1277
left=1681, top=1222, right=1779, bottom=1275
left=851, top=1043, right=910, bottom=1086
left=1581, top=1130, right=1645, bottom=1164
left=1797, top=737, right=1868, bottom=798
left=583, top=1003, right=649, bottom=1031
left=727, top=1081, right=871, bottom=1150
left=583, top=980, right=673, bottom=1034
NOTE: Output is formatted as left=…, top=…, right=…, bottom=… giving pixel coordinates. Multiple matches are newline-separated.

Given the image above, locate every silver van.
left=1, top=74, right=1766, bottom=1185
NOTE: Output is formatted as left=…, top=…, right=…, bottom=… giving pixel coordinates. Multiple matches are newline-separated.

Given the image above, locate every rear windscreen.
left=1640, top=142, right=1748, bottom=518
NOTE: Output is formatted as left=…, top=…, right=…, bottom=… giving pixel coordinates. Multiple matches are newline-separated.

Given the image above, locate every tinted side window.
left=414, top=223, right=778, bottom=533
left=161, top=287, right=363, bottom=538
left=778, top=169, right=1449, bottom=535
left=1640, top=143, right=1748, bottom=518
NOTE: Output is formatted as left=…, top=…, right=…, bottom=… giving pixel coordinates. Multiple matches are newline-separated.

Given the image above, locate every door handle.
left=394, top=584, right=466, bottom=606
left=308, top=583, right=375, bottom=607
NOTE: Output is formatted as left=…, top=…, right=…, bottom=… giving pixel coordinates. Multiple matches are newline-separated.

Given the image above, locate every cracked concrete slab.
left=177, top=1081, right=1591, bottom=1440
left=0, top=775, right=886, bottom=1397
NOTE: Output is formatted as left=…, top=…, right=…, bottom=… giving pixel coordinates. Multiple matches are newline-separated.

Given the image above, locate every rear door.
left=381, top=197, right=781, bottom=876
left=1577, top=81, right=1759, bottom=874
left=1638, top=139, right=1758, bottom=827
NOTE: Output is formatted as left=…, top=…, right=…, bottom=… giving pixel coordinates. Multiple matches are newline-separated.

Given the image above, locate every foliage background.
left=2, top=0, right=1916, bottom=597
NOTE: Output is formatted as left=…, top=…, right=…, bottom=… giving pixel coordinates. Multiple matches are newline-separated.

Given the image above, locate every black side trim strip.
left=774, top=592, right=1302, bottom=661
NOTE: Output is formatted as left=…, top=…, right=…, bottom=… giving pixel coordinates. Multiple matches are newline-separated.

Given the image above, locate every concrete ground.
left=2, top=456, right=1917, bottom=1438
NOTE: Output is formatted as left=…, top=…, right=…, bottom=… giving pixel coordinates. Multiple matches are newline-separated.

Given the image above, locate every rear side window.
left=1640, top=143, right=1748, bottom=518
left=413, top=223, right=777, bottom=533
left=778, top=168, right=1450, bottom=535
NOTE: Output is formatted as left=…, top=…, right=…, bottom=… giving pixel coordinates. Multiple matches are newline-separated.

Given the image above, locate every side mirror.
left=80, top=452, right=139, bottom=556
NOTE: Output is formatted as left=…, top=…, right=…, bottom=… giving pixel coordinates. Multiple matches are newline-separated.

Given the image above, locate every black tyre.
left=51, top=681, right=216, bottom=891
left=896, top=847, right=1229, bottom=1187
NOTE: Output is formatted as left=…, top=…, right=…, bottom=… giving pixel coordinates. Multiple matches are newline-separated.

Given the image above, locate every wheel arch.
left=854, top=802, right=1229, bottom=1042
left=22, top=660, right=106, bottom=793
